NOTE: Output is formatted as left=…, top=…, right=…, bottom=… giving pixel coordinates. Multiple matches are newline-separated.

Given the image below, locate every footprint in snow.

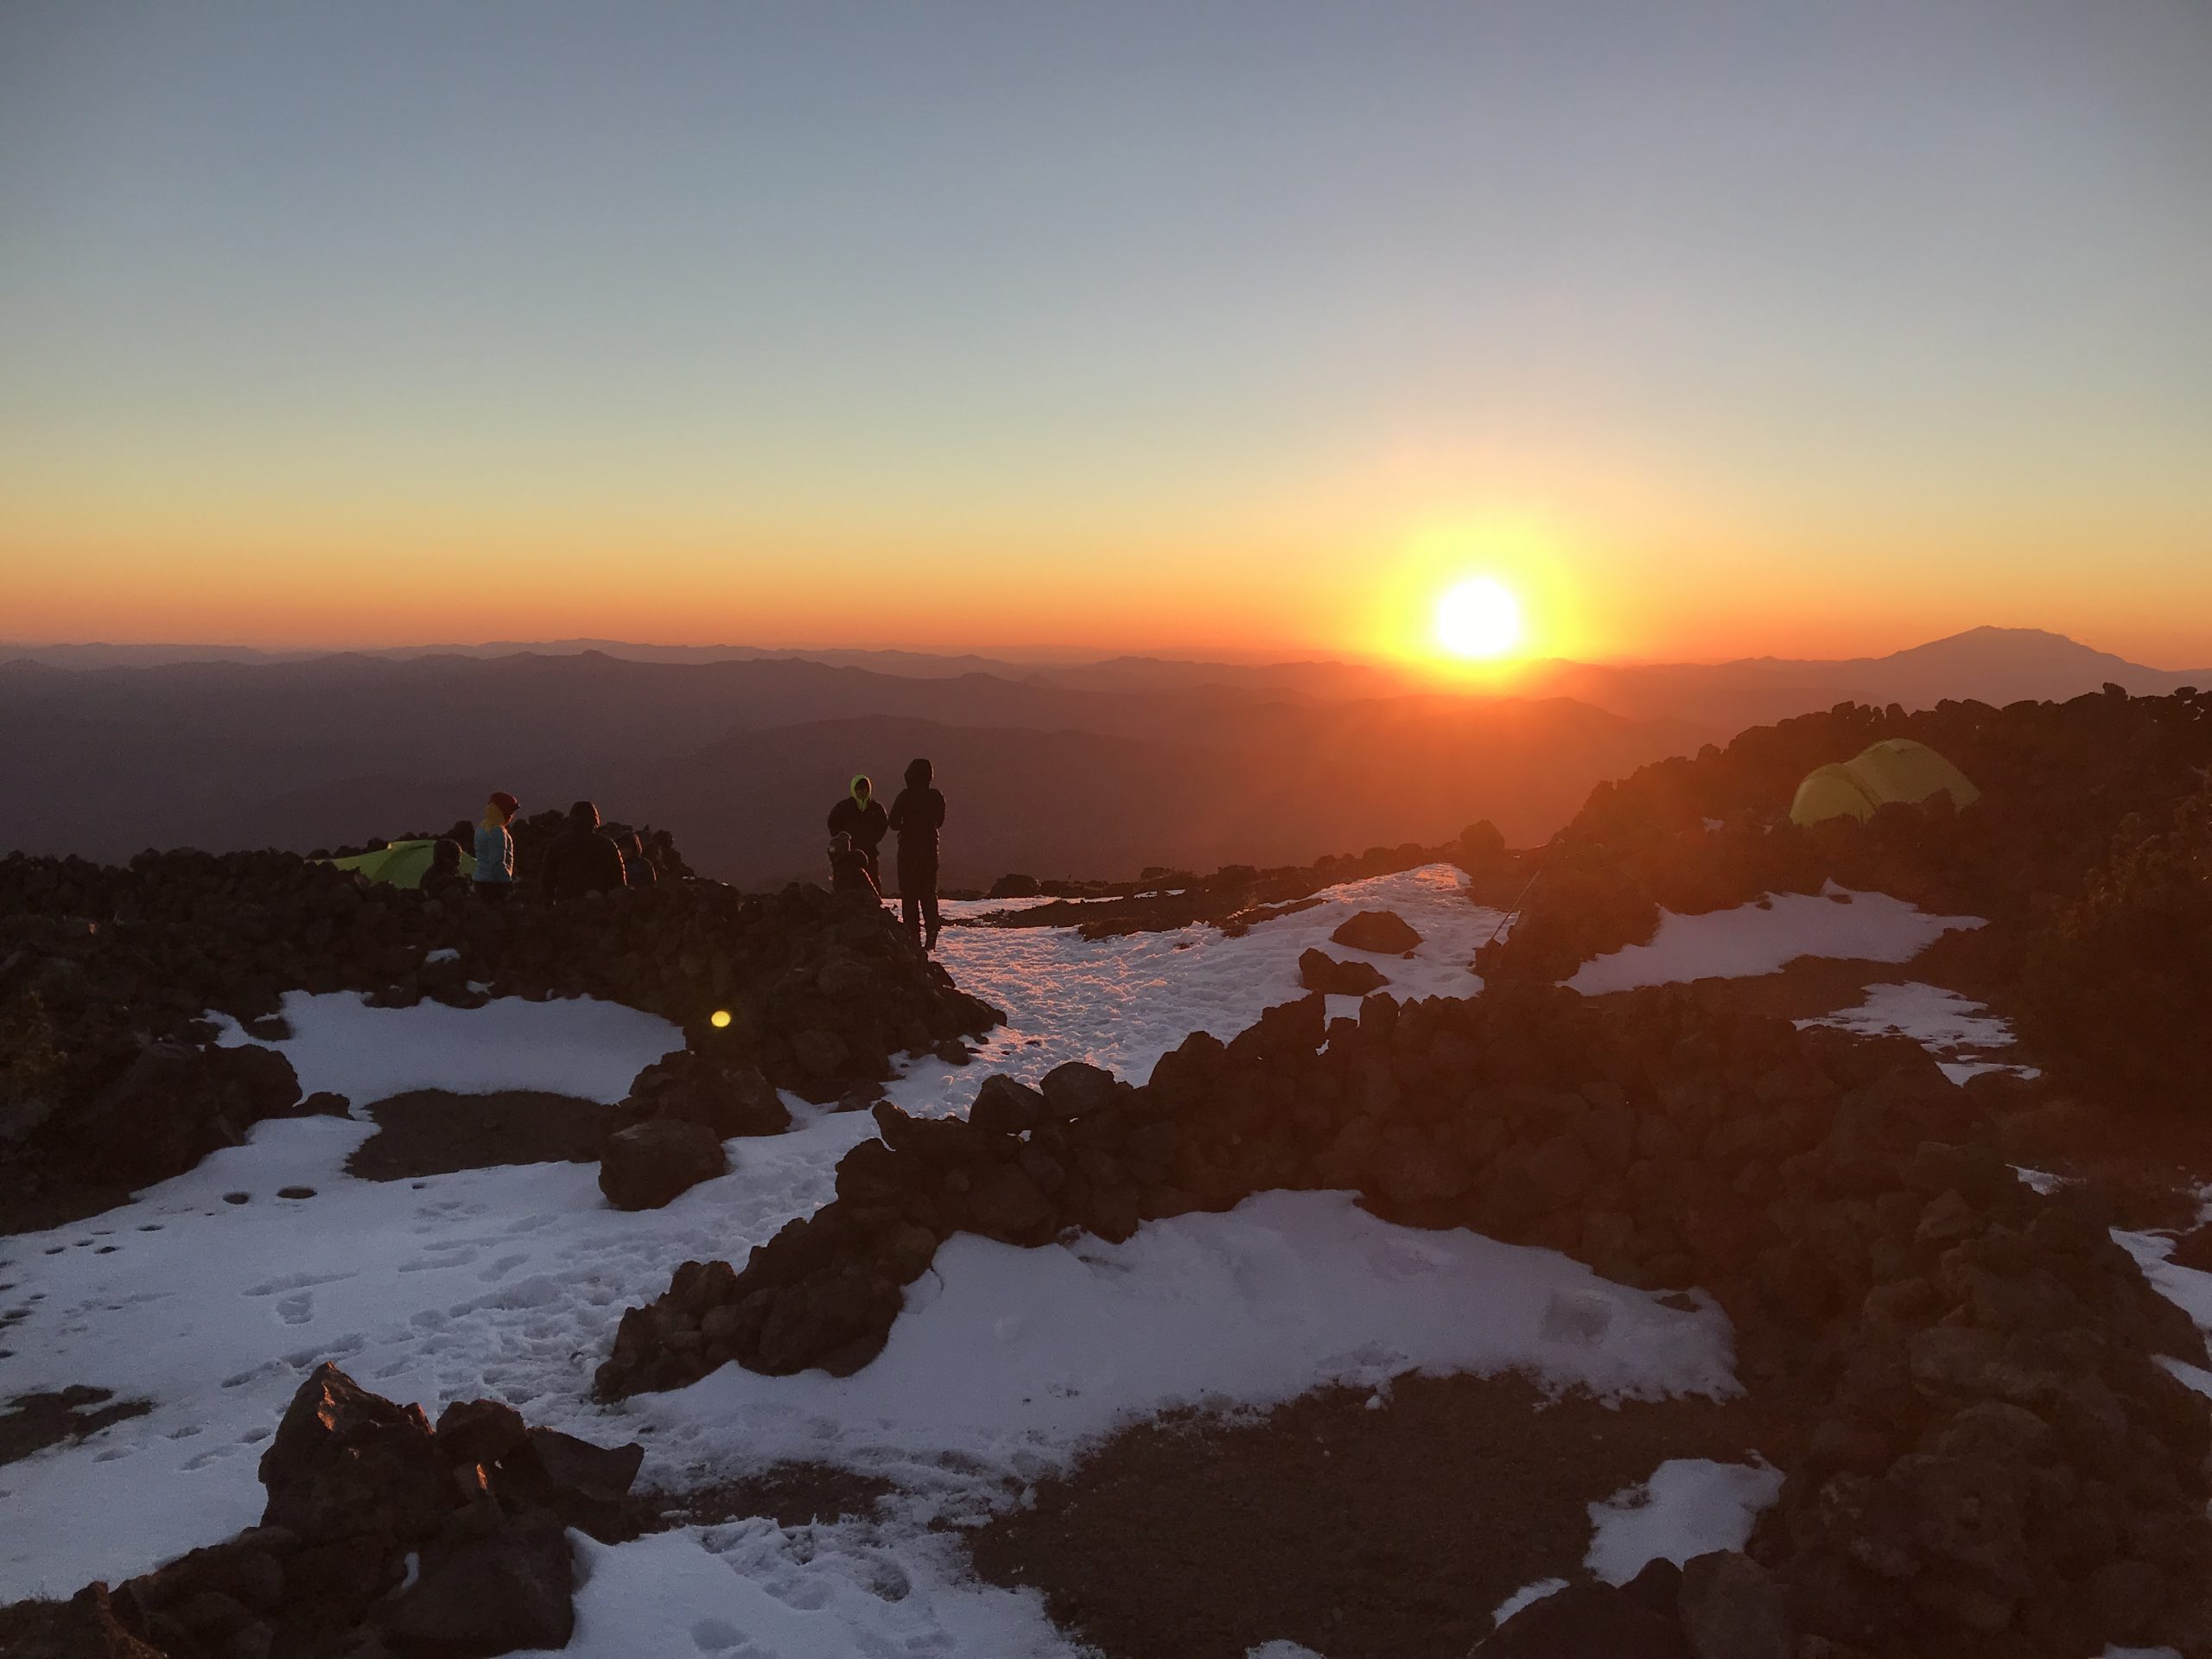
left=400, top=1247, right=480, bottom=1274
left=243, top=1270, right=357, bottom=1299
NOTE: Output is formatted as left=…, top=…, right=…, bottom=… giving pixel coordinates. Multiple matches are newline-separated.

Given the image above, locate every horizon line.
left=4, top=622, right=2212, bottom=677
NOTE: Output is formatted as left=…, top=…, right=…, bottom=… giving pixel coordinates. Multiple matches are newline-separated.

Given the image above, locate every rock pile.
left=0, top=849, right=1000, bottom=1220
left=601, top=982, right=2210, bottom=1656
left=1480, top=688, right=2212, bottom=987
left=3, top=1363, right=642, bottom=1659
left=614, top=1044, right=792, bottom=1141
left=15, top=1039, right=308, bottom=1189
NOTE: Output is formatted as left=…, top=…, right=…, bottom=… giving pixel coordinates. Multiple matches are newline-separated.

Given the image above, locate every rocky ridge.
left=601, top=982, right=2212, bottom=1658
left=0, top=850, right=1000, bottom=1225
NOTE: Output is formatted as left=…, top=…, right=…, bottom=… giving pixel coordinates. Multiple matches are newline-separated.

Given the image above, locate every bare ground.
left=965, top=1371, right=1803, bottom=1659
left=343, top=1089, right=617, bottom=1181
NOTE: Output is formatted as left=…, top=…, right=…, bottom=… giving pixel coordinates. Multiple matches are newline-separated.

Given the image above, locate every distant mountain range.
left=0, top=627, right=2198, bottom=884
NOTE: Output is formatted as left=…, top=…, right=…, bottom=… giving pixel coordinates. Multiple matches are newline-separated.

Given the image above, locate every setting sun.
left=1435, top=577, right=1523, bottom=659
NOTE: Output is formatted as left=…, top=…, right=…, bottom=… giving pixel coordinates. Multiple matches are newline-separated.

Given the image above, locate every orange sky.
left=7, top=473, right=2209, bottom=669
left=5, top=4, right=2209, bottom=671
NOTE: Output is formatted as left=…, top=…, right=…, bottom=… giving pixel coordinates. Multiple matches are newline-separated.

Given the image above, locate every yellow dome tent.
left=323, top=838, right=475, bottom=889
left=1789, top=739, right=1980, bottom=828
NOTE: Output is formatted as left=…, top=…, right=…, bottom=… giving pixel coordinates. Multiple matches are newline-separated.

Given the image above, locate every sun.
left=1434, top=577, right=1523, bottom=659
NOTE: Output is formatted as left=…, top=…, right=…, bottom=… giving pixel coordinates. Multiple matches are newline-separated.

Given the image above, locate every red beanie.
left=489, top=791, right=519, bottom=817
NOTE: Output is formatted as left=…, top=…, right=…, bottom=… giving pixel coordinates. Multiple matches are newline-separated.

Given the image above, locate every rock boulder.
left=1298, top=948, right=1389, bottom=996
left=598, top=1120, right=728, bottom=1211
left=1329, top=909, right=1423, bottom=955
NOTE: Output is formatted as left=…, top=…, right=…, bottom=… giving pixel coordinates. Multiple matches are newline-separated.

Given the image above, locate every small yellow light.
left=709, top=1009, right=732, bottom=1029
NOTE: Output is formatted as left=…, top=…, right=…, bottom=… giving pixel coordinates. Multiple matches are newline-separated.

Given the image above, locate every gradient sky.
left=3, top=1, right=2209, bottom=665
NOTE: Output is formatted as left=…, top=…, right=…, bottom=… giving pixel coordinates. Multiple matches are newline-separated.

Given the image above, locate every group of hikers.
left=825, top=758, right=946, bottom=950
left=464, top=757, right=948, bottom=950
left=447, top=797, right=659, bottom=905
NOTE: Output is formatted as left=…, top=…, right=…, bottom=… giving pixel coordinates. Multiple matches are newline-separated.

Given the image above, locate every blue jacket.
left=474, top=822, right=515, bottom=883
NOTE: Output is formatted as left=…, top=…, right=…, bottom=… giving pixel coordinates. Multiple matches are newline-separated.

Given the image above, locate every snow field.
left=901, top=864, right=1504, bottom=1114
left=3, top=864, right=2012, bottom=1649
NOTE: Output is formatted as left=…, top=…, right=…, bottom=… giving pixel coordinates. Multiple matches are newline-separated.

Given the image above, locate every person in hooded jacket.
left=826, top=774, right=890, bottom=887
left=885, top=757, right=946, bottom=949
left=473, top=791, right=520, bottom=905
left=539, top=800, right=628, bottom=900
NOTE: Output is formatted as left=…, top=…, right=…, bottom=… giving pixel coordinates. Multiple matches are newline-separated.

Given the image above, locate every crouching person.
left=829, top=830, right=880, bottom=898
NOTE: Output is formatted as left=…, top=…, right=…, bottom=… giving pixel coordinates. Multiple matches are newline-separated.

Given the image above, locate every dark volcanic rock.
left=1298, top=947, right=1389, bottom=996
left=598, top=1119, right=728, bottom=1211
left=7, top=1363, right=646, bottom=1659
left=521, top=1427, right=647, bottom=1520
left=385, top=1506, right=575, bottom=1657
left=257, top=1363, right=445, bottom=1545
left=67, top=1041, right=301, bottom=1186
left=967, top=1164, right=1055, bottom=1243
left=969, top=1073, right=1047, bottom=1137
left=432, top=1399, right=529, bottom=1468
left=1330, top=908, right=1423, bottom=954
left=621, top=1052, right=791, bottom=1140
left=1675, top=1551, right=1790, bottom=1659
left=0, top=1581, right=167, bottom=1657
left=1039, top=1061, right=1118, bottom=1118
left=1478, top=1568, right=1691, bottom=1656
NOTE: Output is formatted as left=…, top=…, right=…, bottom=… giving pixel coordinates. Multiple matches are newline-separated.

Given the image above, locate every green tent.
left=324, top=838, right=476, bottom=889
left=1789, top=739, right=1980, bottom=828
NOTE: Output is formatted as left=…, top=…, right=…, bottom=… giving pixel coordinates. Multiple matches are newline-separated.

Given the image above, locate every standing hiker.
left=826, top=774, right=890, bottom=887
left=473, top=791, right=520, bottom=905
left=886, top=757, right=945, bottom=950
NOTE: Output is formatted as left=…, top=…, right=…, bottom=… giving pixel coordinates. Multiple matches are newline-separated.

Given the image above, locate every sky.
left=3, top=0, right=2209, bottom=667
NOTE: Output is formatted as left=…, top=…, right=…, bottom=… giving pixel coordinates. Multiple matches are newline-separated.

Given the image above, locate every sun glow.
left=1434, top=577, right=1523, bottom=659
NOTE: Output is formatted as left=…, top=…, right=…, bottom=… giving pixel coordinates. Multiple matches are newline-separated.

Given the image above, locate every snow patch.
left=628, top=1189, right=1740, bottom=1485
left=1491, top=1577, right=1567, bottom=1625
left=512, top=1523, right=1071, bottom=1659
left=1567, top=887, right=1983, bottom=995
left=1797, top=982, right=2037, bottom=1085
left=210, top=989, right=682, bottom=1105
left=2113, top=1230, right=2212, bottom=1343
left=1583, top=1459, right=1784, bottom=1584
